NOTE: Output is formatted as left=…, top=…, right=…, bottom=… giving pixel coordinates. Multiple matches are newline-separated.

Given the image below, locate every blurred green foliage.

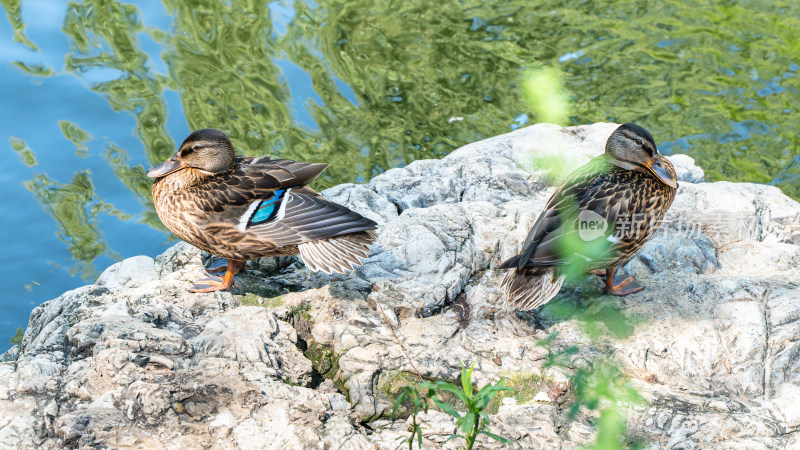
left=524, top=153, right=575, bottom=185
left=539, top=329, right=646, bottom=450
left=520, top=43, right=645, bottom=449
left=522, top=67, right=571, bottom=125
left=569, top=358, right=646, bottom=450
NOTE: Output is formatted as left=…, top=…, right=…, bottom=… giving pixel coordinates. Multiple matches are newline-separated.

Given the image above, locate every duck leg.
left=190, top=260, right=246, bottom=293
left=205, top=258, right=228, bottom=273
left=603, top=266, right=644, bottom=296
left=205, top=258, right=248, bottom=274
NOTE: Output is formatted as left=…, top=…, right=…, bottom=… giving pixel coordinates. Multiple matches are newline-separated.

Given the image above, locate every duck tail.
left=500, top=266, right=564, bottom=311
left=298, top=230, right=377, bottom=274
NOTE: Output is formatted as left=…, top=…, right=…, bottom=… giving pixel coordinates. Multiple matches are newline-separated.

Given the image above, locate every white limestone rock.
left=96, top=255, right=158, bottom=290
left=1, top=123, right=798, bottom=448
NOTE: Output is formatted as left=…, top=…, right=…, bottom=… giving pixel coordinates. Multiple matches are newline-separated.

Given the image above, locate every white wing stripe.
left=237, top=200, right=262, bottom=232
left=274, top=188, right=292, bottom=221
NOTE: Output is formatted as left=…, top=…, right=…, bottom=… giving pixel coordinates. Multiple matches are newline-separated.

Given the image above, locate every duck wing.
left=196, top=157, right=376, bottom=248
left=232, top=189, right=377, bottom=247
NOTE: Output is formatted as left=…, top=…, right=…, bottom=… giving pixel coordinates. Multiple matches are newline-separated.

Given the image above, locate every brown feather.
left=501, top=267, right=565, bottom=311
left=298, top=231, right=375, bottom=274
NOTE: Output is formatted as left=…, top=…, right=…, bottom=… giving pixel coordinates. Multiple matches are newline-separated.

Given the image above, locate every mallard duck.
left=147, top=129, right=378, bottom=292
left=498, top=123, right=678, bottom=310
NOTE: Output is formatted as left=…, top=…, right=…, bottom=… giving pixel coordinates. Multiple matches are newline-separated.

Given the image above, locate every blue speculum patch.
left=250, top=189, right=286, bottom=225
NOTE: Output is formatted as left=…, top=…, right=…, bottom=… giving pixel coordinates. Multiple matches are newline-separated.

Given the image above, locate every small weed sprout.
left=421, top=361, right=513, bottom=450
left=392, top=383, right=428, bottom=450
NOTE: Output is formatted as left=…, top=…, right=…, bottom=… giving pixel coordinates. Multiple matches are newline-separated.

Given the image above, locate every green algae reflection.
left=26, top=171, right=128, bottom=279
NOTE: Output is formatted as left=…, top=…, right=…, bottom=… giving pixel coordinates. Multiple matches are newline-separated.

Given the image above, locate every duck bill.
left=643, top=156, right=678, bottom=188
left=147, top=156, right=186, bottom=178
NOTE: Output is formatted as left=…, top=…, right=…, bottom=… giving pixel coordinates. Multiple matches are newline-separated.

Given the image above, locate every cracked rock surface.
left=2, top=122, right=799, bottom=448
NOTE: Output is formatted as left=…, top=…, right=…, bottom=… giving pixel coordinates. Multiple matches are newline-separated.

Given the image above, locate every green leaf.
left=444, top=434, right=466, bottom=443
left=590, top=408, right=625, bottom=450
left=481, top=431, right=512, bottom=443
left=433, top=398, right=462, bottom=420
left=461, top=361, right=475, bottom=399
left=522, top=67, right=572, bottom=125
left=460, top=412, right=475, bottom=435
left=474, top=394, right=493, bottom=411
left=536, top=332, right=559, bottom=349
left=567, top=403, right=580, bottom=419
left=475, top=382, right=513, bottom=399
left=419, top=381, right=437, bottom=392
left=391, top=391, right=408, bottom=418
left=473, top=382, right=513, bottom=410
left=433, top=382, right=470, bottom=405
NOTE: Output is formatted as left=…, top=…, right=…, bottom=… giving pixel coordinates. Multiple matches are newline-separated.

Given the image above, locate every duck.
left=147, top=128, right=378, bottom=293
left=498, top=123, right=678, bottom=310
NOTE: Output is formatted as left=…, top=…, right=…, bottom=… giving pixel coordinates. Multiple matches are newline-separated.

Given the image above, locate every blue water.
left=0, top=1, right=174, bottom=350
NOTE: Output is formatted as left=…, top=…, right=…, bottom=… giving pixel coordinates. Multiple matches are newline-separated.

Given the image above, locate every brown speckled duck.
left=498, top=123, right=678, bottom=310
left=148, top=129, right=377, bottom=292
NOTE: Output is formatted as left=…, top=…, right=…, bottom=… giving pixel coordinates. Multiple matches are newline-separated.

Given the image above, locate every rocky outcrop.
left=1, top=123, right=799, bottom=448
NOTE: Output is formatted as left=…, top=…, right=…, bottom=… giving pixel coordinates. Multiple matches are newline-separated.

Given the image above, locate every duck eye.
left=634, top=138, right=643, bottom=146
left=181, top=144, right=200, bottom=156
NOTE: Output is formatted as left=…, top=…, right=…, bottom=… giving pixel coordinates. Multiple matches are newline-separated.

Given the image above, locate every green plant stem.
left=408, top=417, right=414, bottom=450
left=466, top=414, right=481, bottom=450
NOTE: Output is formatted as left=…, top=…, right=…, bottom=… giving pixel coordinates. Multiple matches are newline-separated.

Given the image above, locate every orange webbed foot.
left=603, top=266, right=645, bottom=296
left=189, top=260, right=246, bottom=293
left=190, top=276, right=235, bottom=293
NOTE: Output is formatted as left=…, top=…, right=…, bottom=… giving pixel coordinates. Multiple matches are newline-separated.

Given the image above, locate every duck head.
left=147, top=128, right=236, bottom=178
left=605, top=123, right=678, bottom=189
